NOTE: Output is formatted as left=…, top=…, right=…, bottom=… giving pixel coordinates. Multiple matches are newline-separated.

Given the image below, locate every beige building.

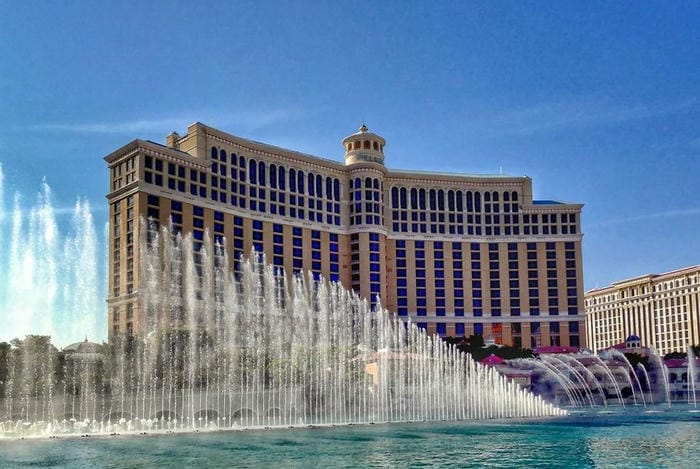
left=585, top=266, right=700, bottom=355
left=105, top=122, right=585, bottom=347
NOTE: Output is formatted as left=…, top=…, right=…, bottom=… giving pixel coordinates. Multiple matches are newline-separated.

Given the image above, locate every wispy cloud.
left=31, top=118, right=190, bottom=135
left=589, top=207, right=700, bottom=228
left=483, top=97, right=697, bottom=136
left=22, top=108, right=312, bottom=135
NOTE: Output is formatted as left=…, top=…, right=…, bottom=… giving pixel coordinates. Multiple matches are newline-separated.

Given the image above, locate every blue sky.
left=0, top=1, right=698, bottom=342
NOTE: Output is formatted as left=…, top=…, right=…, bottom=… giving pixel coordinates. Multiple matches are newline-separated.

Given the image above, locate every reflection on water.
left=2, top=408, right=698, bottom=468
left=587, top=421, right=699, bottom=468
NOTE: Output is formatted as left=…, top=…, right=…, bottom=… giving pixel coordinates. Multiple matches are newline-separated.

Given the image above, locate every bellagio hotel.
left=105, top=122, right=585, bottom=348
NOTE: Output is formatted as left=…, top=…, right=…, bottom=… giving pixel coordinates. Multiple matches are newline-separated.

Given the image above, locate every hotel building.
left=105, top=122, right=585, bottom=348
left=585, top=266, right=700, bottom=355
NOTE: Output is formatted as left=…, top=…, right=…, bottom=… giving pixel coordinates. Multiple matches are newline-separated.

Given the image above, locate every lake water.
left=1, top=406, right=699, bottom=468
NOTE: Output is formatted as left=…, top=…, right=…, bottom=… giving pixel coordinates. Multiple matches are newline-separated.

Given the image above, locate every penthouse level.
left=105, top=122, right=585, bottom=348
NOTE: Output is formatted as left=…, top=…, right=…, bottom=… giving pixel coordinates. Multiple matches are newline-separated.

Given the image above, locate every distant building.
left=585, top=266, right=700, bottom=355
left=105, top=122, right=585, bottom=346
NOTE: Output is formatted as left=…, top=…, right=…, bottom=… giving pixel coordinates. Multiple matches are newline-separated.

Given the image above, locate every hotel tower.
left=105, top=122, right=585, bottom=348
left=585, top=265, right=700, bottom=355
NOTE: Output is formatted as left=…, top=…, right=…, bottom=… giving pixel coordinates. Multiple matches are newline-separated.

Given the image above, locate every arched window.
left=211, top=146, right=218, bottom=159
left=503, top=191, right=510, bottom=202
left=419, top=188, right=426, bottom=210
left=448, top=190, right=455, bottom=211
left=298, top=170, right=305, bottom=194
left=354, top=177, right=361, bottom=191
left=308, top=173, right=315, bottom=196
left=334, top=178, right=340, bottom=201
left=220, top=149, right=227, bottom=162
left=316, top=175, right=322, bottom=197
left=466, top=192, right=473, bottom=211
left=278, top=166, right=286, bottom=190
left=484, top=192, right=491, bottom=202
left=258, top=161, right=266, bottom=186
left=373, top=141, right=378, bottom=150
left=249, top=159, right=257, bottom=184
left=354, top=141, right=360, bottom=150
left=475, top=192, right=481, bottom=211
left=239, top=155, right=246, bottom=168
left=391, top=187, right=399, bottom=208
left=347, top=144, right=352, bottom=151
left=364, top=140, right=370, bottom=149
left=269, top=164, right=277, bottom=188
left=231, top=153, right=237, bottom=166
left=492, top=191, right=499, bottom=202
left=410, top=188, right=418, bottom=209
left=456, top=191, right=463, bottom=211
left=400, top=187, right=407, bottom=209
left=429, top=189, right=437, bottom=210
left=326, top=177, right=332, bottom=199
left=437, top=190, right=445, bottom=211
left=511, top=191, right=518, bottom=202
left=373, top=178, right=379, bottom=189
left=289, top=168, right=296, bottom=192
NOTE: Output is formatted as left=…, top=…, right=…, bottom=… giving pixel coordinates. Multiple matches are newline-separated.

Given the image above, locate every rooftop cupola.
left=342, top=124, right=386, bottom=166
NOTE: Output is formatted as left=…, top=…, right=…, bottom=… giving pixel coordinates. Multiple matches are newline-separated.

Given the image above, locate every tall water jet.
left=688, top=345, right=698, bottom=407
left=637, top=363, right=653, bottom=405
left=0, top=178, right=104, bottom=346
left=603, top=349, right=645, bottom=407
left=649, top=348, right=671, bottom=407
left=62, top=199, right=100, bottom=342
left=0, top=164, right=4, bottom=252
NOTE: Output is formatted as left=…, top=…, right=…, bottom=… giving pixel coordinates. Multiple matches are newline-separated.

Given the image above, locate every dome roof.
left=342, top=124, right=386, bottom=166
left=480, top=354, right=505, bottom=366
left=626, top=334, right=641, bottom=342
left=63, top=339, right=101, bottom=355
left=342, top=123, right=385, bottom=144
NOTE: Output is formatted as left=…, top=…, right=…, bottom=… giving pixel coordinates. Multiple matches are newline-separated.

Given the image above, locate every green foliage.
left=443, top=335, right=534, bottom=362
left=624, top=352, right=648, bottom=370
left=664, top=345, right=700, bottom=360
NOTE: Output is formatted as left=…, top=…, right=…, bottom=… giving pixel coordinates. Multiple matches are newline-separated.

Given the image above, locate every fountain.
left=0, top=166, right=103, bottom=346
left=0, top=218, right=565, bottom=438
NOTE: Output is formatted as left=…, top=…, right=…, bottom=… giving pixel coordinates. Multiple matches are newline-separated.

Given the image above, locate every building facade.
left=105, top=122, right=585, bottom=347
left=585, top=266, right=700, bottom=355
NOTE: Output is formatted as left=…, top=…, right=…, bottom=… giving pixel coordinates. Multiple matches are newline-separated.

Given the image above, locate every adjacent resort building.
left=585, top=265, right=700, bottom=355
left=105, top=122, right=585, bottom=348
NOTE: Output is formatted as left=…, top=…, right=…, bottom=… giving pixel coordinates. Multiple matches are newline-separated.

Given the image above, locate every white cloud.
left=483, top=97, right=697, bottom=135
left=588, top=207, right=700, bottom=228
left=24, top=108, right=312, bottom=135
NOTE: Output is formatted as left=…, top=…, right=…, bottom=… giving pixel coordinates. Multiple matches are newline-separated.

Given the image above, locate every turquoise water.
left=1, top=407, right=699, bottom=468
